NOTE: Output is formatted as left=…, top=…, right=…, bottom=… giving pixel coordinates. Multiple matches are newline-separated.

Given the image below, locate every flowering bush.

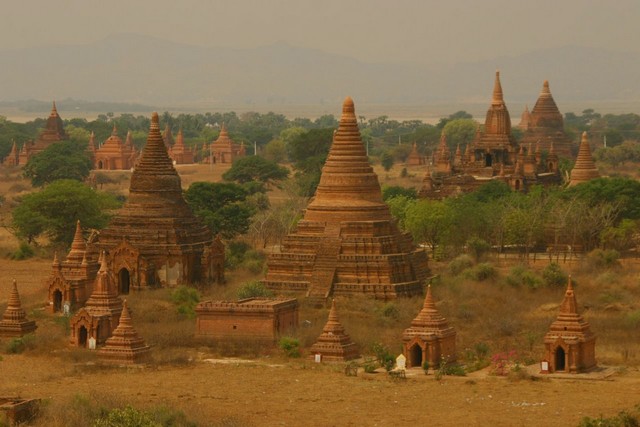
left=490, top=350, right=518, bottom=376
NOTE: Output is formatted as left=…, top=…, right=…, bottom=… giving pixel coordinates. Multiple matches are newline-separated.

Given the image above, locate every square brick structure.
left=543, top=277, right=596, bottom=373
left=195, top=298, right=298, bottom=342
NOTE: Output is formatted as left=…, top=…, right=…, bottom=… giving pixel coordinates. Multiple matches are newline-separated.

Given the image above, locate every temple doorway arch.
left=53, top=290, right=63, bottom=312
left=555, top=346, right=566, bottom=371
left=79, top=326, right=88, bottom=347
left=485, top=153, right=493, bottom=167
left=97, top=160, right=103, bottom=169
left=118, top=268, right=130, bottom=294
left=409, top=344, right=422, bottom=367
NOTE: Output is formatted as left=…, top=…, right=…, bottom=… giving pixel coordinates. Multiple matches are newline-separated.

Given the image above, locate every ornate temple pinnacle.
left=492, top=70, right=504, bottom=104
left=150, top=112, right=160, bottom=131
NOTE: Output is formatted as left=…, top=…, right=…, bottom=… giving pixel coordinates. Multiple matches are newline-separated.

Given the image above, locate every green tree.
left=23, top=141, right=92, bottom=187
left=184, top=181, right=255, bottom=239
left=405, top=199, right=450, bottom=258
left=12, top=180, right=120, bottom=245
left=442, top=119, right=478, bottom=151
left=381, top=151, right=394, bottom=171
left=382, top=185, right=417, bottom=201
left=263, top=139, right=287, bottom=163
left=222, top=155, right=289, bottom=185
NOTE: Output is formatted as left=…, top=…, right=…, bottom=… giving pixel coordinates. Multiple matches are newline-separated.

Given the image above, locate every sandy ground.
left=0, top=352, right=639, bottom=426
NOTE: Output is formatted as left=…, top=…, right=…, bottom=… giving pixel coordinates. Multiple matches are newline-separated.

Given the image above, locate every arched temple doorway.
left=409, top=344, right=423, bottom=368
left=555, top=346, right=566, bottom=371
left=78, top=326, right=88, bottom=347
left=118, top=268, right=130, bottom=294
left=53, top=290, right=63, bottom=312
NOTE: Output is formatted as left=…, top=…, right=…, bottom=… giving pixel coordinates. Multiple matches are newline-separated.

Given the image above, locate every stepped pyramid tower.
left=97, top=113, right=221, bottom=291
left=99, top=300, right=151, bottom=364
left=310, top=299, right=359, bottom=362
left=0, top=280, right=37, bottom=337
left=402, top=285, right=456, bottom=368
left=406, top=142, right=424, bottom=166
left=521, top=80, right=573, bottom=158
left=47, top=221, right=99, bottom=313
left=569, top=132, right=600, bottom=186
left=543, top=277, right=596, bottom=372
left=263, top=97, right=428, bottom=300
left=169, top=128, right=194, bottom=164
left=70, top=253, right=123, bottom=346
left=470, top=71, right=518, bottom=169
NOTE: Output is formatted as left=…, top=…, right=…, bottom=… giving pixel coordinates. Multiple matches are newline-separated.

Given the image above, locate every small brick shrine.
left=309, top=299, right=359, bottom=362
left=0, top=280, right=37, bottom=338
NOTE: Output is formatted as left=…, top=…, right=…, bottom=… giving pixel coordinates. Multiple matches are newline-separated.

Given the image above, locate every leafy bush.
left=579, top=407, right=640, bottom=427
left=4, top=334, right=35, bottom=354
left=542, top=262, right=568, bottom=288
left=371, top=342, right=395, bottom=371
left=422, top=360, right=429, bottom=374
left=170, top=286, right=200, bottom=319
left=585, top=249, right=621, bottom=269
left=462, top=263, right=496, bottom=281
left=278, top=337, right=301, bottom=358
left=466, top=237, right=491, bottom=262
left=378, top=302, right=400, bottom=320
left=237, top=281, right=274, bottom=300
left=448, top=255, right=474, bottom=276
left=11, top=241, right=34, bottom=260
left=92, top=405, right=160, bottom=427
left=505, top=265, right=542, bottom=289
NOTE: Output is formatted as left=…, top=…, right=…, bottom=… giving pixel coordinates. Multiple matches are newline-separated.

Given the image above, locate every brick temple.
left=402, top=285, right=456, bottom=368
left=208, top=123, right=245, bottom=164
left=46, top=220, right=99, bottom=313
left=420, top=72, right=561, bottom=199
left=519, top=80, right=574, bottom=158
left=543, top=277, right=596, bottom=373
left=309, top=299, right=359, bottom=362
left=70, top=253, right=123, bottom=347
left=93, top=126, right=137, bottom=170
left=569, top=131, right=600, bottom=187
left=169, top=128, right=194, bottom=164
left=263, top=97, right=428, bottom=300
left=95, top=112, right=224, bottom=292
left=195, top=298, right=298, bottom=342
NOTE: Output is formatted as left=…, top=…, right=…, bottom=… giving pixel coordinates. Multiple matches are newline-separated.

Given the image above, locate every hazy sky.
left=3, top=0, right=639, bottom=64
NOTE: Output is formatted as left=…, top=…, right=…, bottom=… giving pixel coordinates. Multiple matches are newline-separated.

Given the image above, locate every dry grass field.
left=1, top=163, right=640, bottom=426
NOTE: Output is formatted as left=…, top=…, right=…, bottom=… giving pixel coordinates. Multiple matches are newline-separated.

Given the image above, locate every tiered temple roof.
left=97, top=112, right=215, bottom=288
left=402, top=285, right=456, bottom=368
left=94, top=125, right=136, bottom=170
left=520, top=81, right=573, bottom=158
left=99, top=300, right=151, bottom=364
left=18, top=102, right=68, bottom=165
left=474, top=71, right=517, bottom=153
left=169, top=128, right=194, bottom=164
left=210, top=123, right=245, bottom=164
left=0, top=280, right=37, bottom=338
left=543, top=277, right=596, bottom=372
left=263, top=97, right=428, bottom=300
left=309, top=299, right=359, bottom=362
left=569, top=132, right=600, bottom=186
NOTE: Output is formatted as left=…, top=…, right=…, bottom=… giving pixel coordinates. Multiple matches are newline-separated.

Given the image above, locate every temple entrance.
left=118, top=268, right=130, bottom=294
left=53, top=290, right=62, bottom=312
left=409, top=344, right=422, bottom=368
left=485, top=153, right=493, bottom=167
left=555, top=347, right=566, bottom=371
left=78, top=326, right=88, bottom=347
left=97, top=160, right=103, bottom=169
left=514, top=180, right=521, bottom=191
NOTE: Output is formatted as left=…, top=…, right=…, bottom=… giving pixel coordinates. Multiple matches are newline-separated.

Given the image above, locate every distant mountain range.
left=1, top=33, right=638, bottom=110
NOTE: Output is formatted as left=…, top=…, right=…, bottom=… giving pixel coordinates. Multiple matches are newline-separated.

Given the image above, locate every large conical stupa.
left=97, top=112, right=215, bottom=290
left=569, top=132, right=600, bottom=186
left=262, top=97, right=428, bottom=300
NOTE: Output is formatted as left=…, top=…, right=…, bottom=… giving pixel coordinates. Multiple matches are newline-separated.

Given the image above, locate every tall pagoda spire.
left=569, top=132, right=600, bottom=186
left=492, top=70, right=504, bottom=105
left=530, top=80, right=563, bottom=129
left=304, top=97, right=391, bottom=223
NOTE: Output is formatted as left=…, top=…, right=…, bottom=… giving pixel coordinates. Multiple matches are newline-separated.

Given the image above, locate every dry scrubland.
left=0, top=164, right=639, bottom=426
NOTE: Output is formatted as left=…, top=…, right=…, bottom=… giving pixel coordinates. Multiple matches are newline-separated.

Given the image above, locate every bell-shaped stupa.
left=99, top=300, right=151, bottom=364
left=309, top=299, right=359, bottom=362
left=0, top=280, right=37, bottom=337
left=569, top=132, right=600, bottom=186
left=263, top=97, right=428, bottom=300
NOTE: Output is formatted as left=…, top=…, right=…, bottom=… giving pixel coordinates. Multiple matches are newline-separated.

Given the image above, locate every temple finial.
left=492, top=70, right=504, bottom=104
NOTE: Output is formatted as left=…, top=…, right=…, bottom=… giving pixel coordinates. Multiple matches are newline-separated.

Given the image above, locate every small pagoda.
left=169, top=128, right=194, bottom=164
left=543, top=277, right=596, bottom=373
left=2, top=141, right=19, bottom=166
left=96, top=112, right=223, bottom=291
left=99, top=300, right=150, bottom=364
left=520, top=81, right=573, bottom=158
left=309, top=299, right=359, bottom=362
left=569, top=132, right=600, bottom=186
left=70, top=253, right=123, bottom=347
left=0, top=280, right=37, bottom=338
left=262, top=97, right=428, bottom=300
left=18, top=101, right=68, bottom=165
left=402, top=285, right=456, bottom=368
left=406, top=142, right=424, bottom=166
left=209, top=123, right=245, bottom=164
